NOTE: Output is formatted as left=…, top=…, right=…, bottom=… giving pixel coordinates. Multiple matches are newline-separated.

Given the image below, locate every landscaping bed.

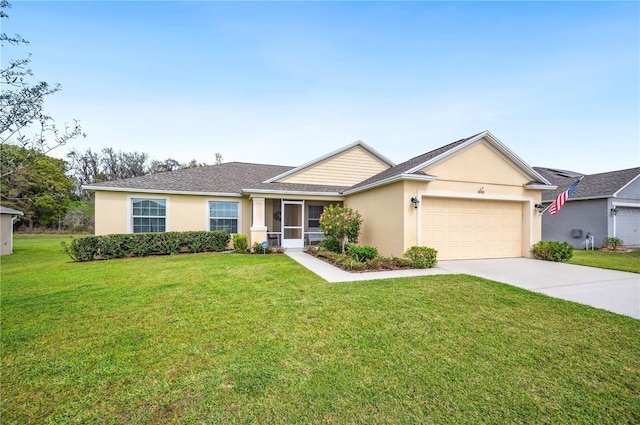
left=305, top=247, right=415, bottom=272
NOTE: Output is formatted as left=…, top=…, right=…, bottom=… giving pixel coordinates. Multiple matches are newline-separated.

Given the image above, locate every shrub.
left=388, top=256, right=413, bottom=268
left=251, top=242, right=273, bottom=254
left=233, top=234, right=249, bottom=253
left=342, top=258, right=366, bottom=271
left=348, top=245, right=379, bottom=262
left=602, top=237, right=623, bottom=250
left=530, top=241, right=573, bottom=262
left=319, top=204, right=362, bottom=253
left=320, top=237, right=343, bottom=254
left=404, top=246, right=438, bottom=269
left=63, top=231, right=230, bottom=262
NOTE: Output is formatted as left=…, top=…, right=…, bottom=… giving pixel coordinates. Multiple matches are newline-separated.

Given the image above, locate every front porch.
left=249, top=198, right=342, bottom=249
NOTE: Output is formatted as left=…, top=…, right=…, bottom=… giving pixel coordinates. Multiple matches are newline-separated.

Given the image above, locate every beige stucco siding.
left=279, top=145, right=390, bottom=186
left=95, top=191, right=129, bottom=235
left=345, top=181, right=406, bottom=256
left=94, top=191, right=249, bottom=235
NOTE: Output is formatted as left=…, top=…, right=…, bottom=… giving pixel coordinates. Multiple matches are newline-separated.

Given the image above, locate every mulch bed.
left=305, top=250, right=416, bottom=273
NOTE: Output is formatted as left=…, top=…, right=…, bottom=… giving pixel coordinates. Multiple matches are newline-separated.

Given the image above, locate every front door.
left=282, top=201, right=304, bottom=248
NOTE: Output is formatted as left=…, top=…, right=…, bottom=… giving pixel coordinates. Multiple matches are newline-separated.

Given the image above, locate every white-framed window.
left=209, top=201, right=239, bottom=233
left=308, top=205, right=324, bottom=229
left=132, top=198, right=166, bottom=233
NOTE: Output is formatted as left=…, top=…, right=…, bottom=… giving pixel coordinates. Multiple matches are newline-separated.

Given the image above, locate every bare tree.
left=0, top=0, right=84, bottom=177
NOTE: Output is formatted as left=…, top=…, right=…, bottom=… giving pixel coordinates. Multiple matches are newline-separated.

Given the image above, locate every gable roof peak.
left=345, top=131, right=552, bottom=194
left=263, top=139, right=395, bottom=184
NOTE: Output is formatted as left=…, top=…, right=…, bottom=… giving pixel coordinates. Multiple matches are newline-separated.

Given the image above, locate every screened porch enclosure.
left=263, top=199, right=340, bottom=247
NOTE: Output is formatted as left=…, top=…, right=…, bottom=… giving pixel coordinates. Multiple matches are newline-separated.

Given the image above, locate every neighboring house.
left=534, top=167, right=640, bottom=249
left=84, top=131, right=555, bottom=260
left=0, top=205, right=24, bottom=256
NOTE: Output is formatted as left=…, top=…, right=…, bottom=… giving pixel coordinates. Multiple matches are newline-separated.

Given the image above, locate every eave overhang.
left=242, top=188, right=344, bottom=197
left=525, top=184, right=557, bottom=190
left=82, top=185, right=243, bottom=197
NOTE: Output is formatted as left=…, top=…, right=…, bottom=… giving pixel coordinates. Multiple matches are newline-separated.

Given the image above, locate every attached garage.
left=421, top=197, right=523, bottom=260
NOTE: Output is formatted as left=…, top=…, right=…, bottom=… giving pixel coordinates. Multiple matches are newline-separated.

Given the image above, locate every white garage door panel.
left=616, top=207, right=640, bottom=247
left=422, top=198, right=522, bottom=260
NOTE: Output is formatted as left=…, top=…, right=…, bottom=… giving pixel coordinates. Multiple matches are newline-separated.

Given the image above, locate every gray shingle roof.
left=85, top=133, right=553, bottom=196
left=85, top=162, right=295, bottom=194
left=84, top=137, right=482, bottom=196
left=534, top=166, right=640, bottom=201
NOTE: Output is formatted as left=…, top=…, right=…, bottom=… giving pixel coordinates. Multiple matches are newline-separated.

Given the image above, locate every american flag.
left=549, top=178, right=582, bottom=215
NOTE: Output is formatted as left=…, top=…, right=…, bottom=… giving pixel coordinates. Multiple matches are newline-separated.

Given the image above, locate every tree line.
left=1, top=145, right=218, bottom=230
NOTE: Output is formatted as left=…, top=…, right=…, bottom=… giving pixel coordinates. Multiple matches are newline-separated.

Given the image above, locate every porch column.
left=250, top=197, right=267, bottom=247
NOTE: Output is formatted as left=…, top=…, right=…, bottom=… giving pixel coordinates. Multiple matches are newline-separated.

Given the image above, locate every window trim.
left=205, top=198, right=242, bottom=234
left=127, top=195, right=170, bottom=234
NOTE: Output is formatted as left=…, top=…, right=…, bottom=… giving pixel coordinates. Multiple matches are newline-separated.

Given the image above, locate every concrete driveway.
left=438, top=258, right=640, bottom=319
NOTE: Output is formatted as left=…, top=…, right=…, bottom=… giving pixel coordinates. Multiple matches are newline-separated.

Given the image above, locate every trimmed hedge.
left=530, top=241, right=573, bottom=262
left=62, top=231, right=230, bottom=262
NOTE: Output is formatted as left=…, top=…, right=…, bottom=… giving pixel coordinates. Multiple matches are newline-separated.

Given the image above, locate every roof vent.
left=549, top=168, right=584, bottom=178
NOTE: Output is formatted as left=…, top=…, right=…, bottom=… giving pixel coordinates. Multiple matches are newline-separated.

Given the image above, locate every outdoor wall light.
left=534, top=204, right=545, bottom=214
left=410, top=197, right=420, bottom=209
left=610, top=206, right=617, bottom=216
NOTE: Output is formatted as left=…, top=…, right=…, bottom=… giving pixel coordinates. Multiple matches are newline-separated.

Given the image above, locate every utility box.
left=571, top=229, right=582, bottom=238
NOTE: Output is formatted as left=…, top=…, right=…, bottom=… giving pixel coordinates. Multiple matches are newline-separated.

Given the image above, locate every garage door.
left=421, top=198, right=523, bottom=260
left=615, top=207, right=640, bottom=247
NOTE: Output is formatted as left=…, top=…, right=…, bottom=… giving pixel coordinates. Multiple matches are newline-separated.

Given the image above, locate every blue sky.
left=3, top=1, right=639, bottom=174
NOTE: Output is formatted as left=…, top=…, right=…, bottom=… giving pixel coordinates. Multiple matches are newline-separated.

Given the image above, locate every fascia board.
left=540, top=195, right=610, bottom=203
left=613, top=173, right=640, bottom=197
left=0, top=209, right=24, bottom=216
left=263, top=140, right=395, bottom=184
left=82, top=185, right=243, bottom=197
left=343, top=173, right=436, bottom=195
left=242, top=188, right=344, bottom=197
left=611, top=201, right=640, bottom=208
left=525, top=184, right=557, bottom=190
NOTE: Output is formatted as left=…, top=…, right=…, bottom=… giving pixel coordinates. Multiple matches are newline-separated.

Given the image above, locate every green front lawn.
left=2, top=236, right=639, bottom=424
left=569, top=249, right=640, bottom=273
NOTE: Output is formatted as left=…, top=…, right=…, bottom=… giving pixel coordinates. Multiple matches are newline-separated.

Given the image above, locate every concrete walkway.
left=285, top=251, right=640, bottom=319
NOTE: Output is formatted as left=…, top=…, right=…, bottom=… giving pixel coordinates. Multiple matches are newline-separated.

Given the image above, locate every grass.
left=569, top=249, right=640, bottom=273
left=2, top=235, right=639, bottom=424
